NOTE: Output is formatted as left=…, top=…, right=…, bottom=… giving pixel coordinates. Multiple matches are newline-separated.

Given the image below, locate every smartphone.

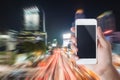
left=75, top=19, right=97, bottom=64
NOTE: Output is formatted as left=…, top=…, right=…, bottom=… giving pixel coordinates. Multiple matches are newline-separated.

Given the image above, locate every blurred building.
left=6, top=30, right=18, bottom=51
left=0, top=30, right=18, bottom=64
left=18, top=6, right=47, bottom=45
left=17, top=31, right=47, bottom=43
left=112, top=32, right=120, bottom=43
left=62, top=33, right=71, bottom=48
left=0, top=30, right=18, bottom=51
left=97, top=11, right=116, bottom=35
left=111, top=32, right=120, bottom=54
left=0, top=6, right=48, bottom=64
left=24, top=6, right=40, bottom=31
left=75, top=9, right=86, bottom=19
left=72, top=9, right=86, bottom=27
left=97, top=11, right=120, bottom=54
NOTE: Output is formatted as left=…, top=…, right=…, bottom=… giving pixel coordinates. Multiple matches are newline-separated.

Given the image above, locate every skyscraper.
left=24, top=6, right=40, bottom=31
left=97, top=11, right=116, bottom=35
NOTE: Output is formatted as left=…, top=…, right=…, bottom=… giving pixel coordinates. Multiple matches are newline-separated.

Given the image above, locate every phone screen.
left=77, top=25, right=96, bottom=58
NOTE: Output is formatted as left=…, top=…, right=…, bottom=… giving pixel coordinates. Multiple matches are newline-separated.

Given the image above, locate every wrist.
left=98, top=64, right=120, bottom=80
left=96, top=64, right=113, bottom=76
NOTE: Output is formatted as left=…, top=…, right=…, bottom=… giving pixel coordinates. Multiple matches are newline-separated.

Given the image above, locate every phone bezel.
left=75, top=19, right=97, bottom=64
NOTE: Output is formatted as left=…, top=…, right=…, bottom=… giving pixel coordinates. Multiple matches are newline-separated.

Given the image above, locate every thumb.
left=97, top=27, right=107, bottom=47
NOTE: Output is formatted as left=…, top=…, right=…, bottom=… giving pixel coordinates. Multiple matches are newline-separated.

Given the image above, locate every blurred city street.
left=0, top=0, right=120, bottom=80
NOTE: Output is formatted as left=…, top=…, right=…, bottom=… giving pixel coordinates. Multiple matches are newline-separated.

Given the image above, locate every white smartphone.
left=75, top=19, right=97, bottom=64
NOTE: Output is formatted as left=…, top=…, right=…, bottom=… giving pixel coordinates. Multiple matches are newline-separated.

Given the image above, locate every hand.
left=71, top=27, right=120, bottom=79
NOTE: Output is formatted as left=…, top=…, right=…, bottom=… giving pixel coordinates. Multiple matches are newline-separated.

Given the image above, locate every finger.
left=71, top=27, right=75, bottom=33
left=71, top=43, right=78, bottom=55
left=71, top=34, right=77, bottom=46
left=97, top=39, right=100, bottom=47
left=97, top=27, right=107, bottom=47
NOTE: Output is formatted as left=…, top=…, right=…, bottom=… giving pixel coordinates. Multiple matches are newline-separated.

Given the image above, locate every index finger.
left=71, top=27, right=75, bottom=33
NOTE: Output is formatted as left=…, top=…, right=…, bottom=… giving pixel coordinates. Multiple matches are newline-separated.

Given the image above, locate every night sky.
left=0, top=0, right=120, bottom=45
